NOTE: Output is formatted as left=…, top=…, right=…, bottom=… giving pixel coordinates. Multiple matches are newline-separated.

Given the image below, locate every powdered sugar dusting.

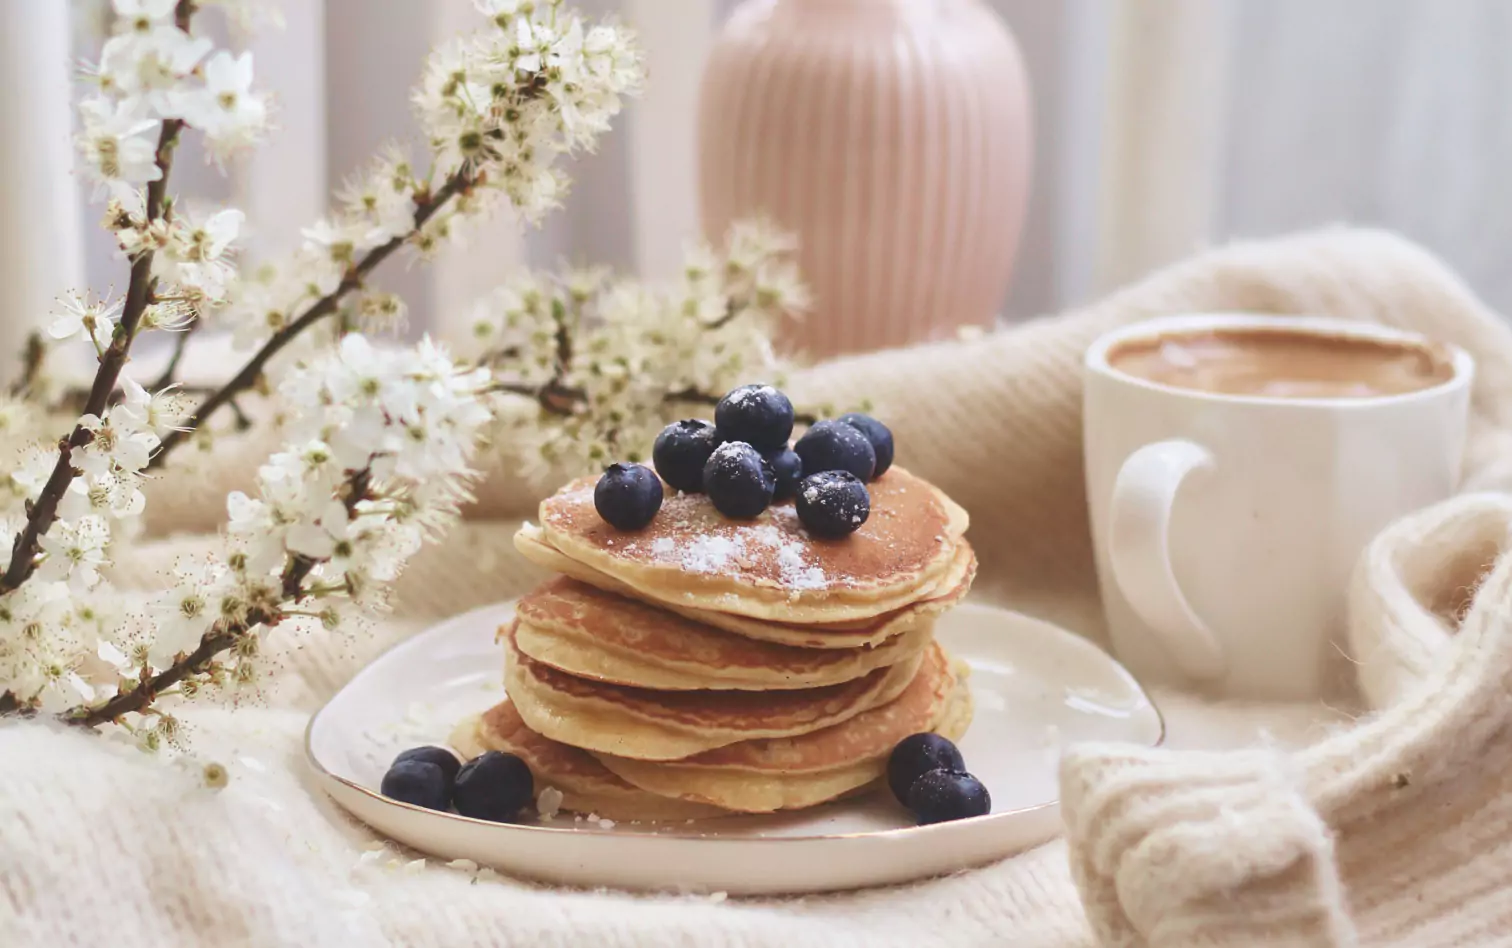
left=748, top=521, right=828, bottom=590
left=727, top=384, right=776, bottom=408
left=776, top=543, right=827, bottom=590
left=768, top=506, right=800, bottom=525
left=619, top=494, right=831, bottom=590
left=677, top=535, right=742, bottom=573
left=746, top=524, right=783, bottom=547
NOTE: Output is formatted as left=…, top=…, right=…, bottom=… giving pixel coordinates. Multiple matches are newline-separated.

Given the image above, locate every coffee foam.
left=1108, top=327, right=1456, bottom=399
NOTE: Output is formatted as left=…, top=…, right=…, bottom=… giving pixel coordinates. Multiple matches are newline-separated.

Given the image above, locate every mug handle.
left=1108, top=439, right=1228, bottom=681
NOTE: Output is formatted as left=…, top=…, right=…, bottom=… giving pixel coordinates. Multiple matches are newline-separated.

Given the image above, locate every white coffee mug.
left=1083, top=314, right=1473, bottom=700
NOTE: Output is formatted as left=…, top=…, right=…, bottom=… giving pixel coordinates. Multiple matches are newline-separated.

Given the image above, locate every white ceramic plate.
left=307, top=601, right=1162, bottom=895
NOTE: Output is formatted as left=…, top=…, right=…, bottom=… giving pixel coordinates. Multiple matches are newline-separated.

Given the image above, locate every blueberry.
left=838, top=413, right=894, bottom=478
left=380, top=760, right=451, bottom=811
left=453, top=751, right=535, bottom=823
left=886, top=733, right=966, bottom=804
left=653, top=419, right=721, bottom=493
left=594, top=462, right=663, bottom=530
left=793, top=420, right=876, bottom=481
left=764, top=447, right=803, bottom=501
left=394, top=745, right=462, bottom=784
left=906, top=770, right=992, bottom=825
left=715, top=384, right=794, bottom=452
left=795, top=471, right=870, bottom=538
left=702, top=441, right=775, bottom=519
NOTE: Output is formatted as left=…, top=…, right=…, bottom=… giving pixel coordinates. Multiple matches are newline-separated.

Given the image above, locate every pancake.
left=505, top=625, right=924, bottom=761
left=533, top=467, right=969, bottom=623
left=513, top=577, right=936, bottom=690
left=449, top=701, right=728, bottom=822
left=514, top=525, right=978, bottom=649
left=595, top=646, right=974, bottom=813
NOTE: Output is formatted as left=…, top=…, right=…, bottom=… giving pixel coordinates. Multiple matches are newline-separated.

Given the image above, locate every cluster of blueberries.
left=381, top=731, right=989, bottom=826
left=885, top=733, right=991, bottom=825
left=594, top=383, right=894, bottom=539
left=381, top=746, right=535, bottom=822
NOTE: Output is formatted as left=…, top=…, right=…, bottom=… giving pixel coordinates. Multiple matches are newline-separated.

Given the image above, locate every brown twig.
left=480, top=277, right=820, bottom=425
left=551, top=298, right=573, bottom=378
left=227, top=397, right=252, bottom=431
left=489, top=379, right=582, bottom=417
left=66, top=468, right=371, bottom=727
left=149, top=319, right=197, bottom=391
left=707, top=298, right=740, bottom=331
left=8, top=332, right=47, bottom=399
left=0, top=690, right=26, bottom=717
left=0, top=1, right=192, bottom=596
left=150, top=171, right=475, bottom=469
left=488, top=381, right=819, bottom=426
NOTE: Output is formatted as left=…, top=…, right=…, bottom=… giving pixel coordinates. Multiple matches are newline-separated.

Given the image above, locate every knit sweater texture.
left=4, top=227, right=1510, bottom=947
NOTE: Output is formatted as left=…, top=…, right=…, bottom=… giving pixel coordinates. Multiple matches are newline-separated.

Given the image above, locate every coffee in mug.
left=1083, top=315, right=1473, bottom=701
left=1107, top=328, right=1457, bottom=400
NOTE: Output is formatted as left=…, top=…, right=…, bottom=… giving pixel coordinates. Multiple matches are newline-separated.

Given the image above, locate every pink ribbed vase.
left=697, top=0, right=1032, bottom=358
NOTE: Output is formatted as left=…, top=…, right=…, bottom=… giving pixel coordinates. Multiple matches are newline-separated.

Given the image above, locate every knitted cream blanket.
left=5, top=227, right=1511, bottom=947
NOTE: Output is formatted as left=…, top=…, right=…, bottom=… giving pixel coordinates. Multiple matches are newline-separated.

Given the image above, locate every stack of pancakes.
left=450, top=467, right=977, bottom=821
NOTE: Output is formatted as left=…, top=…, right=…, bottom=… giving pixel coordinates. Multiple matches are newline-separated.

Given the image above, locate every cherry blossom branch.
left=487, top=277, right=802, bottom=413
left=489, top=381, right=818, bottom=425
left=0, top=1, right=642, bottom=725
left=150, top=171, right=475, bottom=469
left=67, top=468, right=372, bottom=727
left=481, top=270, right=819, bottom=423
left=0, top=6, right=191, bottom=596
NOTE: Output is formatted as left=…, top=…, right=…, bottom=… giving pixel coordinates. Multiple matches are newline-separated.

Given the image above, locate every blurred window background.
left=3, top=0, right=1509, bottom=356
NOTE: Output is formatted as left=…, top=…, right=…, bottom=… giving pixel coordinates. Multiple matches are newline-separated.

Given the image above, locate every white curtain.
left=5, top=0, right=1511, bottom=380
left=0, top=0, right=82, bottom=380
left=1010, top=0, right=1512, bottom=319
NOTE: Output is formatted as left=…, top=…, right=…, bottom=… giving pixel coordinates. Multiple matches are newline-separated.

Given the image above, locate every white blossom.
left=474, top=0, right=526, bottom=17
left=413, top=1, right=643, bottom=220
left=120, top=380, right=193, bottom=437
left=474, top=221, right=807, bottom=472
left=77, top=397, right=160, bottom=477
left=9, top=446, right=60, bottom=505
left=285, top=499, right=354, bottom=560
left=77, top=97, right=161, bottom=185
left=176, top=51, right=269, bottom=157
left=336, top=152, right=418, bottom=244
left=300, top=218, right=364, bottom=265
left=58, top=472, right=146, bottom=522
left=148, top=561, right=228, bottom=668
left=354, top=291, right=407, bottom=335
left=113, top=0, right=178, bottom=28
left=35, top=517, right=112, bottom=592
left=48, top=293, right=122, bottom=353
left=220, top=273, right=302, bottom=350
left=159, top=207, right=243, bottom=301
left=140, top=300, right=197, bottom=333
left=97, top=25, right=212, bottom=115
left=31, top=657, right=97, bottom=714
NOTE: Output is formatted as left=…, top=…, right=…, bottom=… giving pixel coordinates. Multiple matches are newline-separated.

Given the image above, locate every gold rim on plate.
left=303, top=600, right=1167, bottom=843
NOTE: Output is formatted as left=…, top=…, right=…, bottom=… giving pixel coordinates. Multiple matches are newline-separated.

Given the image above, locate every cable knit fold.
left=1061, top=745, right=1354, bottom=948
left=1060, top=492, right=1512, bottom=947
